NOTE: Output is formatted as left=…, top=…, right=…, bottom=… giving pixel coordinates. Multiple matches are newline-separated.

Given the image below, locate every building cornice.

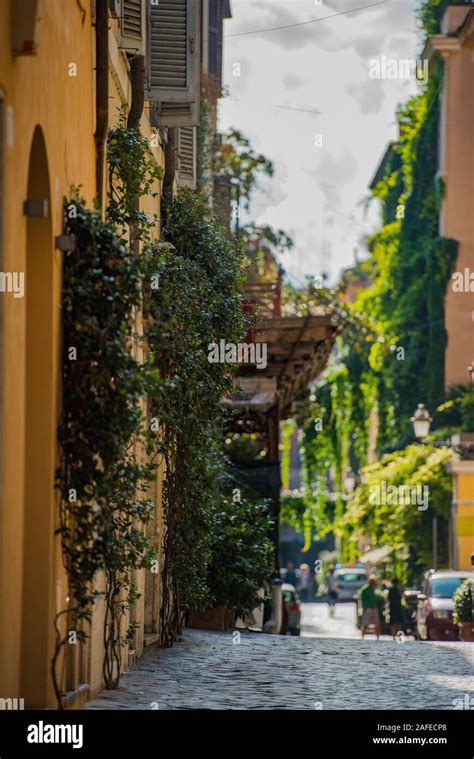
left=447, top=460, right=474, bottom=474
left=423, top=35, right=462, bottom=64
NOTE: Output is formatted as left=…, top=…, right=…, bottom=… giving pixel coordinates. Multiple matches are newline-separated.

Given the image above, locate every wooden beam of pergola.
left=224, top=313, right=342, bottom=431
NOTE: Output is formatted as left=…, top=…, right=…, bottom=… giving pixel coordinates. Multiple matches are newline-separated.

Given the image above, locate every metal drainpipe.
left=94, top=0, right=109, bottom=210
left=127, top=55, right=145, bottom=130
left=161, top=127, right=177, bottom=225
left=127, top=56, right=145, bottom=253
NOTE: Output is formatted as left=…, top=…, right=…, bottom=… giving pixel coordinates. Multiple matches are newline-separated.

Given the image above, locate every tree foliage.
left=54, top=191, right=157, bottom=700
left=282, top=2, right=464, bottom=572
left=214, top=128, right=274, bottom=208
left=145, top=189, right=246, bottom=645
left=206, top=497, right=274, bottom=618
left=341, top=444, right=452, bottom=585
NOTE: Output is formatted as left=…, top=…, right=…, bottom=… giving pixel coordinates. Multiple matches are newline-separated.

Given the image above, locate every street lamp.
left=468, top=363, right=474, bottom=386
left=410, top=404, right=443, bottom=569
left=411, top=403, right=432, bottom=440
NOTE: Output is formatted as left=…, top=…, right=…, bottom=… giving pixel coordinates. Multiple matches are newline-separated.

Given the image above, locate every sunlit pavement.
left=301, top=600, right=392, bottom=640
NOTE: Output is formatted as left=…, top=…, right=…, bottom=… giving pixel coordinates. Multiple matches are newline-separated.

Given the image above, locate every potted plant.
left=453, top=579, right=474, bottom=641
left=188, top=497, right=274, bottom=631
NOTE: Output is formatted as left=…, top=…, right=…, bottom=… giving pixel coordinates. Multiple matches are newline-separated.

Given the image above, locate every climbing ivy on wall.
left=318, top=56, right=456, bottom=468
left=282, top=1, right=461, bottom=561
left=341, top=444, right=452, bottom=584
left=144, top=189, right=245, bottom=646
left=54, top=192, right=157, bottom=703
left=55, top=109, right=246, bottom=694
left=416, top=0, right=452, bottom=36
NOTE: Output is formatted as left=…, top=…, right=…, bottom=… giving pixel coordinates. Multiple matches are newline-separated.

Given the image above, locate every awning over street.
left=224, top=312, right=342, bottom=432
left=359, top=545, right=393, bottom=565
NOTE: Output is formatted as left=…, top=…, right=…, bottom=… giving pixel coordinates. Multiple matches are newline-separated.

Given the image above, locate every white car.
left=334, top=567, right=368, bottom=601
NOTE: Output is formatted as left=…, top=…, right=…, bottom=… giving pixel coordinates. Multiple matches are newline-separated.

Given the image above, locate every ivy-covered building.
left=423, top=3, right=474, bottom=570
left=291, top=1, right=474, bottom=583
left=368, top=2, right=473, bottom=398
left=357, top=0, right=474, bottom=573
left=423, top=3, right=474, bottom=388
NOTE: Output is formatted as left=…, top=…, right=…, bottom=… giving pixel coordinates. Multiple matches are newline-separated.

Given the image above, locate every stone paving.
left=301, top=599, right=363, bottom=639
left=85, top=617, right=474, bottom=710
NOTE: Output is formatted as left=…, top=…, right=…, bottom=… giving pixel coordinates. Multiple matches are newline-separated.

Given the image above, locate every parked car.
left=416, top=570, right=474, bottom=641
left=280, top=583, right=301, bottom=636
left=335, top=566, right=368, bottom=601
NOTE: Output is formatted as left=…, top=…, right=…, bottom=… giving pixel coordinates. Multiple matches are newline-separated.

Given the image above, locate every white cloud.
left=345, top=79, right=386, bottom=115
left=221, top=0, right=420, bottom=283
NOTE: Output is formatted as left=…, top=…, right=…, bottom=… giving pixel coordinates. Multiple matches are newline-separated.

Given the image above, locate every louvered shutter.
left=177, top=127, right=197, bottom=189
left=146, top=0, right=201, bottom=127
left=119, top=0, right=146, bottom=55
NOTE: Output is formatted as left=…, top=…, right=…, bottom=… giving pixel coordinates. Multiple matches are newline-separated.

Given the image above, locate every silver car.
left=335, top=567, right=368, bottom=601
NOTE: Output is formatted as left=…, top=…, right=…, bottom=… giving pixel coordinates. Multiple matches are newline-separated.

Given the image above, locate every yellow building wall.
left=0, top=0, right=166, bottom=708
left=439, top=15, right=474, bottom=387
left=82, top=19, right=166, bottom=699
left=0, top=0, right=95, bottom=708
left=434, top=9, right=474, bottom=577
left=456, top=472, right=474, bottom=571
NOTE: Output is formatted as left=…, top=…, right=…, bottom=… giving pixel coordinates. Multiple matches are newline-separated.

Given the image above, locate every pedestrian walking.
left=326, top=565, right=339, bottom=617
left=285, top=561, right=298, bottom=587
left=359, top=575, right=381, bottom=639
left=298, top=563, right=311, bottom=602
left=388, top=578, right=404, bottom=639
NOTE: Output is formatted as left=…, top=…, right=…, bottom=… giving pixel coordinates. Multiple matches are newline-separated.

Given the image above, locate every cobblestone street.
left=85, top=604, right=474, bottom=711
left=301, top=600, right=364, bottom=639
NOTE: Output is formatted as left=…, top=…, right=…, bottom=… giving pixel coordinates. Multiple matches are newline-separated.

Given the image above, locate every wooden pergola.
left=223, top=305, right=342, bottom=560
left=223, top=312, right=342, bottom=435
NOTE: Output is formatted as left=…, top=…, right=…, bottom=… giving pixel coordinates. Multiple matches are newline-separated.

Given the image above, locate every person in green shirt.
left=359, top=576, right=381, bottom=639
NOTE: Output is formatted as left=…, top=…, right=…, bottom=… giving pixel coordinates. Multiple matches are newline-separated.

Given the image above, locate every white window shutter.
left=119, top=0, right=146, bottom=55
left=177, top=127, right=197, bottom=189
left=146, top=0, right=201, bottom=127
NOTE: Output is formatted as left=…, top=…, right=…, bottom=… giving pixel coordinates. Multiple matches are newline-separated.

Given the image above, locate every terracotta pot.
left=188, top=603, right=234, bottom=631
left=225, top=606, right=236, bottom=630
left=459, top=622, right=474, bottom=642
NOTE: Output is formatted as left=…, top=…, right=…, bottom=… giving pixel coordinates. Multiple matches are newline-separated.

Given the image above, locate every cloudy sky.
left=219, top=0, right=424, bottom=285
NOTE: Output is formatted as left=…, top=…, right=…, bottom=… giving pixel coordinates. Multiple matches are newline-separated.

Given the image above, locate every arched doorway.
left=20, top=125, right=56, bottom=707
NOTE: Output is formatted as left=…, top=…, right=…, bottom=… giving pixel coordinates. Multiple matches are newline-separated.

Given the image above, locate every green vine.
left=341, top=444, right=452, bottom=584
left=282, top=2, right=461, bottom=567
left=54, top=191, right=157, bottom=702
left=53, top=113, right=166, bottom=701
left=144, top=189, right=245, bottom=645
